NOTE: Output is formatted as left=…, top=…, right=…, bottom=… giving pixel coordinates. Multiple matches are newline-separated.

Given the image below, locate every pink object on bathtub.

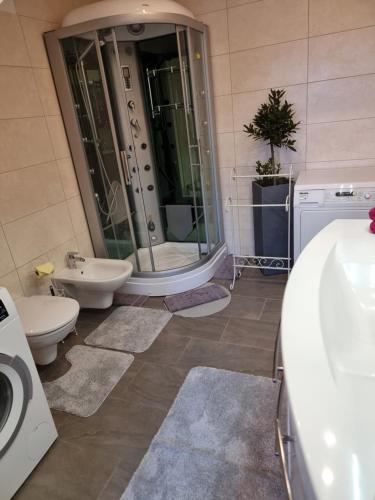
left=370, top=220, right=375, bottom=234
left=369, top=207, right=375, bottom=220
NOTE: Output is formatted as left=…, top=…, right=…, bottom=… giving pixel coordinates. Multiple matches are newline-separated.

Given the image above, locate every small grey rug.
left=164, top=283, right=229, bottom=313
left=214, top=254, right=234, bottom=280
left=43, top=345, right=134, bottom=417
left=122, top=367, right=286, bottom=500
left=84, top=306, right=172, bottom=353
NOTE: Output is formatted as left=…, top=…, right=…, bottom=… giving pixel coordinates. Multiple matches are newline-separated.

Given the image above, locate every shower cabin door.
left=185, top=28, right=220, bottom=252
left=61, top=33, right=139, bottom=265
left=178, top=27, right=220, bottom=254
left=105, top=26, right=206, bottom=272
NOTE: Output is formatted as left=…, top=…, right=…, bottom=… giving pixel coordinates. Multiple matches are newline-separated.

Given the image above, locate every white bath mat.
left=84, top=306, right=172, bottom=353
left=43, top=345, right=134, bottom=417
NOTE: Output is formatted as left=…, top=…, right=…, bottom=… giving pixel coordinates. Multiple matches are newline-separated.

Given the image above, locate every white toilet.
left=16, top=295, right=80, bottom=366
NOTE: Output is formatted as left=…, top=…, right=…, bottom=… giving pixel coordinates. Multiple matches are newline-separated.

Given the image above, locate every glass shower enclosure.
left=45, top=7, right=225, bottom=294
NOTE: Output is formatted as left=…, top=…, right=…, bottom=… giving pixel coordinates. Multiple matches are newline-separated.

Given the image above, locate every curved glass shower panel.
left=110, top=24, right=204, bottom=271
left=187, top=28, right=220, bottom=252
left=61, top=34, right=138, bottom=264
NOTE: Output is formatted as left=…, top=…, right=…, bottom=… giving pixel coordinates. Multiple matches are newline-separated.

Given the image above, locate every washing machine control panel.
left=0, top=299, right=9, bottom=322
left=295, top=188, right=375, bottom=205
left=325, top=189, right=375, bottom=203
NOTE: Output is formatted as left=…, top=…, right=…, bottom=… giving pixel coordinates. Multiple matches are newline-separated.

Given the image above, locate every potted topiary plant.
left=243, top=88, right=300, bottom=275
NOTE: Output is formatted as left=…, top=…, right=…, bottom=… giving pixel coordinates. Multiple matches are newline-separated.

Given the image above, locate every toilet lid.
left=16, top=296, right=80, bottom=336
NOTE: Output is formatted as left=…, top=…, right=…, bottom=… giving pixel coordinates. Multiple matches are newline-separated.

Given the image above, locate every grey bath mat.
left=84, top=306, right=172, bottom=353
left=122, top=367, right=286, bottom=500
left=43, top=345, right=134, bottom=417
left=213, top=254, right=234, bottom=280
left=164, top=283, right=229, bottom=313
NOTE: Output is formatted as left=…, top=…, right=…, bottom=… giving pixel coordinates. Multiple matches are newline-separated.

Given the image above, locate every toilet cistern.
left=67, top=251, right=86, bottom=269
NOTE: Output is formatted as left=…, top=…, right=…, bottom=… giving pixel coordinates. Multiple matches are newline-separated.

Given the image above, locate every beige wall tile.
left=14, top=0, right=73, bottom=22
left=46, top=115, right=71, bottom=159
left=228, top=0, right=260, bottom=7
left=233, top=84, right=307, bottom=132
left=33, top=68, right=60, bottom=115
left=211, top=54, right=231, bottom=96
left=0, top=226, right=15, bottom=276
left=307, top=119, right=375, bottom=163
left=177, top=0, right=226, bottom=15
left=58, top=157, right=79, bottom=199
left=306, top=159, right=375, bottom=170
left=0, top=162, right=65, bottom=224
left=230, top=39, right=307, bottom=93
left=0, top=67, right=42, bottom=119
left=76, top=229, right=94, bottom=257
left=17, top=251, right=51, bottom=296
left=216, top=132, right=235, bottom=167
left=214, top=95, right=233, bottom=133
left=3, top=201, right=74, bottom=267
left=19, top=16, right=58, bottom=68
left=67, top=196, right=89, bottom=235
left=309, top=27, right=375, bottom=82
left=228, top=0, right=308, bottom=52
left=0, top=1, right=16, bottom=13
left=197, top=10, right=228, bottom=56
left=308, top=75, right=375, bottom=124
left=0, top=11, right=30, bottom=66
left=72, top=0, right=96, bottom=6
left=48, top=238, right=78, bottom=272
left=310, top=0, right=375, bottom=37
left=0, top=270, right=23, bottom=299
left=0, top=117, right=54, bottom=173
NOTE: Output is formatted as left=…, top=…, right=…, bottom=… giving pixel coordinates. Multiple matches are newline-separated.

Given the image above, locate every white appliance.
left=294, top=167, right=375, bottom=260
left=0, top=288, right=57, bottom=500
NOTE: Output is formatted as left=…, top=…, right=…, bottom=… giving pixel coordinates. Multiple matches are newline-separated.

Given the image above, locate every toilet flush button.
left=364, top=193, right=371, bottom=200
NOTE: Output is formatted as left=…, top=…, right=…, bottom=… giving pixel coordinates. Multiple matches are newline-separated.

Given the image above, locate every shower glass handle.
left=120, top=150, right=132, bottom=185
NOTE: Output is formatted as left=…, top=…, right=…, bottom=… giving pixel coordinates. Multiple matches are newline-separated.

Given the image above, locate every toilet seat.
left=16, top=296, right=80, bottom=336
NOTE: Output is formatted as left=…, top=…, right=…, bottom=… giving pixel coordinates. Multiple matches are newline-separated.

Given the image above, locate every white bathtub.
left=281, top=219, right=375, bottom=500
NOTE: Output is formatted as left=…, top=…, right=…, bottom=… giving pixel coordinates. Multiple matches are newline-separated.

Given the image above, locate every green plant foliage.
left=255, top=159, right=281, bottom=186
left=243, top=88, right=300, bottom=183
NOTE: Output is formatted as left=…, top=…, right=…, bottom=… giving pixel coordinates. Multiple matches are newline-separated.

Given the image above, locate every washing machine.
left=0, top=288, right=57, bottom=500
left=294, top=166, right=375, bottom=260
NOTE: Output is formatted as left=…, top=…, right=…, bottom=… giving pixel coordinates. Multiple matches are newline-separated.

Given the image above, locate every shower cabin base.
left=126, top=241, right=203, bottom=272
left=120, top=243, right=227, bottom=296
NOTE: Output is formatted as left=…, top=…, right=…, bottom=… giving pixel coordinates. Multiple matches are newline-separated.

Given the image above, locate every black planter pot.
left=252, top=180, right=294, bottom=276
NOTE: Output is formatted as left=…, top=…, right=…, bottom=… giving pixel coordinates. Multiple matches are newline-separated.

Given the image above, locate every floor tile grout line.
left=218, top=318, right=231, bottom=342
left=95, top=452, right=125, bottom=500
left=257, top=298, right=267, bottom=321
left=174, top=336, right=194, bottom=364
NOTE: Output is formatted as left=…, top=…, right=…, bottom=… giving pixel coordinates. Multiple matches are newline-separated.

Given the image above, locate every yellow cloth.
left=35, top=262, right=55, bottom=278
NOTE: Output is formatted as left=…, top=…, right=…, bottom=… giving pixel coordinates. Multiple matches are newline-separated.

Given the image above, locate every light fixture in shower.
left=127, top=23, right=145, bottom=36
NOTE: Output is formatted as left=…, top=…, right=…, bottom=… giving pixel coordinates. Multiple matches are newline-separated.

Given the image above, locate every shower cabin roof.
left=62, top=0, right=195, bottom=27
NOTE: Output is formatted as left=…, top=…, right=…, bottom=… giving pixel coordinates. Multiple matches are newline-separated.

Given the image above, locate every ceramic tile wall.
left=179, top=0, right=375, bottom=253
left=0, top=0, right=94, bottom=300
left=1, top=0, right=374, bottom=281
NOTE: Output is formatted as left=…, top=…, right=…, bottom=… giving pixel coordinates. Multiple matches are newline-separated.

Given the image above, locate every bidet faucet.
left=67, top=251, right=86, bottom=269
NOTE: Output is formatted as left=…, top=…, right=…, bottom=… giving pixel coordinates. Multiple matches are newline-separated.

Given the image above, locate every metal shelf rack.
left=225, top=165, right=293, bottom=291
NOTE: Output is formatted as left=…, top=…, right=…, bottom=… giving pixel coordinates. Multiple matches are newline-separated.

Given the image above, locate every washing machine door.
left=0, top=353, right=33, bottom=458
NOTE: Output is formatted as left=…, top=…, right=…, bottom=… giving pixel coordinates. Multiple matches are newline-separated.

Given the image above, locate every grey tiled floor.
left=15, top=271, right=285, bottom=500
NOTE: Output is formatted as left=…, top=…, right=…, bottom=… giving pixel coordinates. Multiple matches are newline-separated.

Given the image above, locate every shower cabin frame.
left=44, top=12, right=226, bottom=295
